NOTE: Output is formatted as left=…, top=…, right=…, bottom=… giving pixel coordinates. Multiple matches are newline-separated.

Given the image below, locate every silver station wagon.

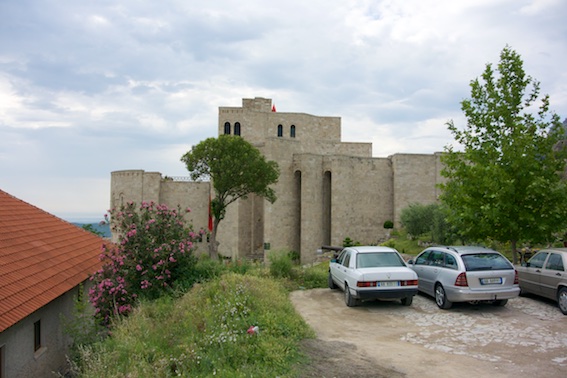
left=517, top=248, right=567, bottom=315
left=408, top=246, right=520, bottom=309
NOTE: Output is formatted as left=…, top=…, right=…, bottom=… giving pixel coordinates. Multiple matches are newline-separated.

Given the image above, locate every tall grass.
left=78, top=273, right=316, bottom=377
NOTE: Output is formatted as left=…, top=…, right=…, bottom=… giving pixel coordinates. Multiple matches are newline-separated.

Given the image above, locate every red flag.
left=271, top=104, right=276, bottom=112
left=208, top=194, right=213, bottom=232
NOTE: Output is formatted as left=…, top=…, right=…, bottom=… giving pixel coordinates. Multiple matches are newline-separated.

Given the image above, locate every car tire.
left=435, top=284, right=452, bottom=309
left=492, top=299, right=508, bottom=307
left=328, top=272, right=337, bottom=290
left=558, top=287, right=567, bottom=315
left=401, top=296, right=413, bottom=306
left=344, top=284, right=358, bottom=307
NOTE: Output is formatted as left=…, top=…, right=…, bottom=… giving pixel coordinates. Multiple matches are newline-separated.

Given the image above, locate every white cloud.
left=0, top=0, right=565, bottom=219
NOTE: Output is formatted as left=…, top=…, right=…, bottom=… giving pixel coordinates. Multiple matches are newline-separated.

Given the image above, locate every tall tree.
left=440, top=46, right=567, bottom=264
left=181, top=135, right=279, bottom=259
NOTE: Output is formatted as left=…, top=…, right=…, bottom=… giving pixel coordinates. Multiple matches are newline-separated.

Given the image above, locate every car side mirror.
left=331, top=258, right=337, bottom=263
left=407, top=259, right=414, bottom=265
left=522, top=262, right=529, bottom=267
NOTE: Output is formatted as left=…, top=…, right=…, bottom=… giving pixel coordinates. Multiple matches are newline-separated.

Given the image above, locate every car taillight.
left=455, top=272, right=468, bottom=287
left=357, top=281, right=377, bottom=287
left=514, top=269, right=519, bottom=285
left=401, top=280, right=418, bottom=286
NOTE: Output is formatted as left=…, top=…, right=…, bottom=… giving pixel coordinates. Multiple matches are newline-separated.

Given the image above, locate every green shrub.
left=268, top=250, right=294, bottom=278
left=287, top=250, right=300, bottom=263
left=383, top=220, right=394, bottom=229
left=172, top=255, right=227, bottom=294
left=343, top=237, right=361, bottom=247
left=226, top=257, right=256, bottom=275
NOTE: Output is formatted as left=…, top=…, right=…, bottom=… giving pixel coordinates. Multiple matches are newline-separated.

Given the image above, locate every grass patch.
left=381, top=229, right=423, bottom=255
left=78, top=273, right=315, bottom=377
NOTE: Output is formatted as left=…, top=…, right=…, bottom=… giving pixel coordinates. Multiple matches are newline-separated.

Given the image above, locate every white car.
left=328, top=246, right=419, bottom=307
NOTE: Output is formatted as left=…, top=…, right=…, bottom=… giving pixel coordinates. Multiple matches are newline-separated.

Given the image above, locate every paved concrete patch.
left=291, top=289, right=566, bottom=377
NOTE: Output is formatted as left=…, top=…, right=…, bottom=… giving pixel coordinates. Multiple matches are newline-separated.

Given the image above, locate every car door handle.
left=556, top=273, right=562, bottom=276
left=536, top=269, right=541, bottom=273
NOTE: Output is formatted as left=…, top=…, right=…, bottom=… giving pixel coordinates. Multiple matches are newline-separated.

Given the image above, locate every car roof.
left=346, top=246, right=398, bottom=254
left=534, top=248, right=567, bottom=255
left=426, top=245, right=500, bottom=255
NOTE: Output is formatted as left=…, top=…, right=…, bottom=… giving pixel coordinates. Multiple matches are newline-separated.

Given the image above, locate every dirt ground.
left=291, top=288, right=567, bottom=378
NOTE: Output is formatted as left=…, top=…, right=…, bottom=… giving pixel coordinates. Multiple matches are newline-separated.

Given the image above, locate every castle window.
left=277, top=124, right=283, bottom=137
left=290, top=125, right=296, bottom=138
left=234, top=122, right=241, bottom=136
left=224, top=122, right=231, bottom=135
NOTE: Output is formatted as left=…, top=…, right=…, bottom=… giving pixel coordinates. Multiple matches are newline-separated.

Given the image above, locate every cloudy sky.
left=1, top=0, right=566, bottom=222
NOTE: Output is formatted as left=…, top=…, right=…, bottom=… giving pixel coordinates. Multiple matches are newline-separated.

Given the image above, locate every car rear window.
left=461, top=253, right=513, bottom=271
left=357, top=252, right=405, bottom=268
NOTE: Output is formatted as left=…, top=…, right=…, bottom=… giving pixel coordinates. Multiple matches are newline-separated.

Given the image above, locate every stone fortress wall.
left=111, top=97, right=444, bottom=263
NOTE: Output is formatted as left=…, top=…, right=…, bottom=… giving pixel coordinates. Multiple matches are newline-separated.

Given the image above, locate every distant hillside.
left=73, top=222, right=112, bottom=238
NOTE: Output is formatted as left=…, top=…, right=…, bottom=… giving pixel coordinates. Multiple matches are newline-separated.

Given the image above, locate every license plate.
left=377, top=281, right=400, bottom=287
left=480, top=277, right=502, bottom=285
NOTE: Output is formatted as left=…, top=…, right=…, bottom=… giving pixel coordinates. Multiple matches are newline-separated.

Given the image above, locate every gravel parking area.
left=291, top=289, right=566, bottom=377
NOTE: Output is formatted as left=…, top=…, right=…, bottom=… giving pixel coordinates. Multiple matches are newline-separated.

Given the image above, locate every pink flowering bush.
left=89, top=201, right=205, bottom=326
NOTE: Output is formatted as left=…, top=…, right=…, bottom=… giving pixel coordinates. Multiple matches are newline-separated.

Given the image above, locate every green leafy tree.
left=400, top=202, right=438, bottom=239
left=181, top=135, right=279, bottom=259
left=441, top=46, right=567, bottom=264
left=81, top=223, right=104, bottom=237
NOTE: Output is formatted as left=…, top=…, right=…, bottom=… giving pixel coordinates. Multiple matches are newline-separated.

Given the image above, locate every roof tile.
left=0, top=189, right=105, bottom=332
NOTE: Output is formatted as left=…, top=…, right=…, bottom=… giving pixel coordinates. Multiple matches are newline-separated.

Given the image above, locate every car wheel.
left=435, top=284, right=452, bottom=309
left=328, top=272, right=337, bottom=290
left=558, top=287, right=567, bottom=315
left=344, top=284, right=358, bottom=307
left=492, top=299, right=508, bottom=307
left=401, top=296, right=413, bottom=306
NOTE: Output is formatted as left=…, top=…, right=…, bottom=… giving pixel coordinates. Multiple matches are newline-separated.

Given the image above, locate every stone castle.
left=111, top=97, right=444, bottom=263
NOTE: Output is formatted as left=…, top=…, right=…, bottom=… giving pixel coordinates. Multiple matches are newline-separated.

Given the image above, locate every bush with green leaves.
left=400, top=202, right=458, bottom=244
left=89, top=201, right=205, bottom=326
left=268, top=250, right=294, bottom=279
left=400, top=203, right=434, bottom=238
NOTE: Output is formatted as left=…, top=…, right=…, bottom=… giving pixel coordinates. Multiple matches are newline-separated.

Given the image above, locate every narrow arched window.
left=224, top=122, right=231, bottom=135
left=277, top=124, right=283, bottom=137
left=290, top=125, right=296, bottom=138
left=234, top=122, right=241, bottom=136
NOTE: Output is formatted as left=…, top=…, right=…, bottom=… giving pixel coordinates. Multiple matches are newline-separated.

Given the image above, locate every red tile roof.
left=0, top=189, right=105, bottom=332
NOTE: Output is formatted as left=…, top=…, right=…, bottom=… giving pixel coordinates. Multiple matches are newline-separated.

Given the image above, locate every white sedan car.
left=329, top=246, right=419, bottom=307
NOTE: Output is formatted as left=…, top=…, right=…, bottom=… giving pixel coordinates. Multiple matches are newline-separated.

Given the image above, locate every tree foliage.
left=89, top=201, right=204, bottom=326
left=81, top=223, right=105, bottom=237
left=440, top=46, right=567, bottom=263
left=400, top=203, right=435, bottom=238
left=181, top=135, right=279, bottom=259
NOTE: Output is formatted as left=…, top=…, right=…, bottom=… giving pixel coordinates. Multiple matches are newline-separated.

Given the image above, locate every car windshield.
left=461, top=253, right=513, bottom=271
left=357, top=252, right=405, bottom=268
